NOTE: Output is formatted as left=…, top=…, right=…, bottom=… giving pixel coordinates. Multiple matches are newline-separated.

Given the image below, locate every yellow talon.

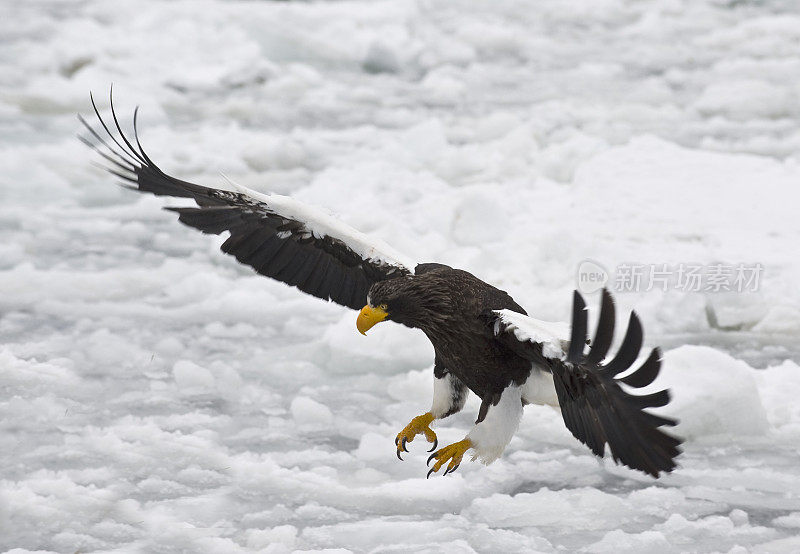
left=395, top=412, right=438, bottom=459
left=426, top=438, right=472, bottom=478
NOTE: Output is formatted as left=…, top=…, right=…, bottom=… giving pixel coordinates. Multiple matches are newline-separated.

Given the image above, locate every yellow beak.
left=356, top=305, right=388, bottom=335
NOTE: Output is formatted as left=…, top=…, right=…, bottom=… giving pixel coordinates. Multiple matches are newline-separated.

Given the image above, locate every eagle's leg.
left=426, top=438, right=471, bottom=478
left=395, top=412, right=437, bottom=460
left=427, top=384, right=523, bottom=477
left=395, top=367, right=468, bottom=460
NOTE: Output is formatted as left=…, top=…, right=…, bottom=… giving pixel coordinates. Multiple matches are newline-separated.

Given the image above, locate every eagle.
left=80, top=91, right=682, bottom=479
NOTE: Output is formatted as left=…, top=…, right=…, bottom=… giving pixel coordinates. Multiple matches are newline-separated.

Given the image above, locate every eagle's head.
left=356, top=277, right=450, bottom=335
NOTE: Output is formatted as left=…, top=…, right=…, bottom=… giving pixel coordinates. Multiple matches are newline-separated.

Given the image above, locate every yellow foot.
left=426, top=438, right=472, bottom=478
left=395, top=412, right=438, bottom=460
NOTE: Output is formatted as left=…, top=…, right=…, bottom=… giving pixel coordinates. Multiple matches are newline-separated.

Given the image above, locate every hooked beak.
left=357, top=305, right=388, bottom=335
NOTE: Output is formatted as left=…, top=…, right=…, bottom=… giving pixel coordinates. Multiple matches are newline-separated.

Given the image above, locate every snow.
left=1, top=0, right=800, bottom=552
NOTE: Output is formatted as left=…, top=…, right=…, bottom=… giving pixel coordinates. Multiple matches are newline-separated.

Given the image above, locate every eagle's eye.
left=379, top=303, right=388, bottom=311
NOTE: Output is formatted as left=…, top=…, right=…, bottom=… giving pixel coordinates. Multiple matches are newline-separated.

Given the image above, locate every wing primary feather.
left=222, top=222, right=265, bottom=253
left=324, top=261, right=346, bottom=302
left=603, top=312, right=643, bottom=377
left=233, top=227, right=274, bottom=261
left=168, top=206, right=240, bottom=234
left=90, top=91, right=146, bottom=167
left=77, top=133, right=135, bottom=172
left=640, top=411, right=678, bottom=429
left=304, top=254, right=333, bottom=297
left=132, top=105, right=169, bottom=176
left=578, top=398, right=606, bottom=456
left=352, top=270, right=371, bottom=308
left=594, top=406, right=632, bottom=464
left=263, top=238, right=298, bottom=276
left=78, top=114, right=139, bottom=168
left=567, top=290, right=588, bottom=362
left=336, top=270, right=358, bottom=309
left=620, top=348, right=662, bottom=388
left=108, top=86, right=149, bottom=166
left=273, top=249, right=311, bottom=284
left=286, top=248, right=323, bottom=288
left=90, top=162, right=136, bottom=183
left=586, top=288, right=615, bottom=365
left=629, top=389, right=671, bottom=409
left=245, top=235, right=286, bottom=273
left=221, top=223, right=262, bottom=255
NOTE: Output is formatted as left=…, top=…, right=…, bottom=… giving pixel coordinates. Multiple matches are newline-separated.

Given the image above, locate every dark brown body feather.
left=405, top=268, right=530, bottom=398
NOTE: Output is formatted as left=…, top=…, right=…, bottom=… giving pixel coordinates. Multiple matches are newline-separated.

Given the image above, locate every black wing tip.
left=567, top=290, right=589, bottom=362
left=603, top=307, right=645, bottom=377
left=81, top=86, right=148, bottom=173
left=586, top=287, right=616, bottom=365
left=108, top=86, right=149, bottom=167
left=572, top=289, right=587, bottom=310
left=81, top=86, right=199, bottom=200
left=610, top=420, right=683, bottom=477
left=556, top=289, right=683, bottom=477
left=620, top=347, right=663, bottom=388
left=628, top=310, right=643, bottom=335
left=652, top=345, right=663, bottom=359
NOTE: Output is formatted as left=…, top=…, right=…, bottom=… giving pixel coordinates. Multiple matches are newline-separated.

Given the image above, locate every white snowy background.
left=1, top=0, right=800, bottom=552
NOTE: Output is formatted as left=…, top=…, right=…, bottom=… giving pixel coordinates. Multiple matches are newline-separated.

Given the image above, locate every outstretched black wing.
left=80, top=90, right=415, bottom=310
left=485, top=289, right=682, bottom=477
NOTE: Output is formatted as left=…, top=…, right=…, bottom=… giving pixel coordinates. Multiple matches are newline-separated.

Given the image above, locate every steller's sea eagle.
left=80, top=90, right=682, bottom=478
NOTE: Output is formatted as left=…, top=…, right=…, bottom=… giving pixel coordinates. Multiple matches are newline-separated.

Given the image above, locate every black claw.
left=427, top=451, right=438, bottom=467
left=443, top=466, right=453, bottom=476
left=449, top=463, right=460, bottom=474
left=401, top=437, right=408, bottom=452
left=426, top=467, right=436, bottom=479
left=396, top=449, right=403, bottom=461
left=395, top=436, right=399, bottom=446
left=427, top=438, right=438, bottom=452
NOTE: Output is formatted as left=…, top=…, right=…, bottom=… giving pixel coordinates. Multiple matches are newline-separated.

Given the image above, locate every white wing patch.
left=226, top=179, right=418, bottom=272
left=492, top=309, right=570, bottom=360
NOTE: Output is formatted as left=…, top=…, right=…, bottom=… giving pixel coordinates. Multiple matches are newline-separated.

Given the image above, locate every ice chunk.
left=245, top=525, right=297, bottom=550
left=172, top=360, right=216, bottom=391
left=694, top=80, right=797, bottom=120
left=753, top=306, right=800, bottom=334
left=363, top=41, right=400, bottom=74
left=585, top=529, right=671, bottom=553
left=657, top=346, right=769, bottom=439
left=754, top=359, right=800, bottom=430
left=465, top=487, right=635, bottom=529
left=291, top=396, right=334, bottom=427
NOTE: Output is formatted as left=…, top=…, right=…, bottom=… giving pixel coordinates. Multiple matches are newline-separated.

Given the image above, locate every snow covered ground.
left=2, top=0, right=800, bottom=552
